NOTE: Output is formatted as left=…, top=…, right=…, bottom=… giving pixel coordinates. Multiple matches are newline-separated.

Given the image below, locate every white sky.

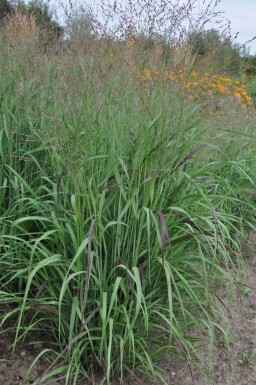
left=216, top=0, right=256, bottom=54
left=48, top=0, right=256, bottom=54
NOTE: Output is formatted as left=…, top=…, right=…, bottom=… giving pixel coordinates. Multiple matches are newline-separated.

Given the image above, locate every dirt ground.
left=170, top=231, right=256, bottom=385
left=0, top=329, right=61, bottom=385
left=0, top=232, right=256, bottom=385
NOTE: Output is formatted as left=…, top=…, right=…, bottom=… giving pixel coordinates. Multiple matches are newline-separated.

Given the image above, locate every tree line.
left=1, top=0, right=256, bottom=75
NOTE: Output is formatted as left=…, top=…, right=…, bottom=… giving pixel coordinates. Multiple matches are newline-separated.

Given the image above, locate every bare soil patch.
left=0, top=327, right=62, bottom=385
left=170, top=231, right=256, bottom=385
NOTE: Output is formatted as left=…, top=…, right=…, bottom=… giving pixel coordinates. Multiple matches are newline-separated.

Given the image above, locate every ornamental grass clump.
left=0, top=3, right=256, bottom=385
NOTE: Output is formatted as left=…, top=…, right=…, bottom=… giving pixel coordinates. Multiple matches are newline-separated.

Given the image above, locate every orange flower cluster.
left=139, top=69, right=253, bottom=109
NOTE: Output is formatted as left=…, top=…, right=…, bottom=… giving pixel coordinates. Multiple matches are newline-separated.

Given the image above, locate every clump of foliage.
left=0, top=0, right=14, bottom=22
left=1, top=0, right=62, bottom=46
left=188, top=29, right=243, bottom=74
left=244, top=55, right=256, bottom=76
left=17, top=0, right=63, bottom=37
left=0, top=1, right=255, bottom=384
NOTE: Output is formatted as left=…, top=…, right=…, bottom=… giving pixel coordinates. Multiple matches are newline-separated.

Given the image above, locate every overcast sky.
left=49, top=0, right=256, bottom=54
left=216, top=0, right=256, bottom=54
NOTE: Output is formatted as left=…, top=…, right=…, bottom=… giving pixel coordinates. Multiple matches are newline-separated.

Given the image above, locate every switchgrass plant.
left=0, top=17, right=256, bottom=384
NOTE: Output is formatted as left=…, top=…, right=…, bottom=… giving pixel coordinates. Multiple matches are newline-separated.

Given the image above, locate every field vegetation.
left=0, top=0, right=256, bottom=384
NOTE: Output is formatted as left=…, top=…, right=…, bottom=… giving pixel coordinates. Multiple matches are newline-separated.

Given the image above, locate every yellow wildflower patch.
left=139, top=68, right=253, bottom=109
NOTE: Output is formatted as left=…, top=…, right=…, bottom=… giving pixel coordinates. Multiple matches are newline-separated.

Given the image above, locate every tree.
left=0, top=0, right=14, bottom=22
left=188, top=29, right=221, bottom=56
left=188, top=29, right=243, bottom=73
left=17, top=0, right=63, bottom=37
left=243, top=55, right=256, bottom=76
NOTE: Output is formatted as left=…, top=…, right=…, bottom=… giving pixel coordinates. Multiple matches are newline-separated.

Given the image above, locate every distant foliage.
left=139, top=68, right=253, bottom=109
left=0, top=0, right=14, bottom=22
left=17, top=0, right=63, bottom=38
left=65, top=6, right=95, bottom=39
left=0, top=0, right=63, bottom=46
left=188, top=29, right=243, bottom=74
left=244, top=55, right=256, bottom=76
